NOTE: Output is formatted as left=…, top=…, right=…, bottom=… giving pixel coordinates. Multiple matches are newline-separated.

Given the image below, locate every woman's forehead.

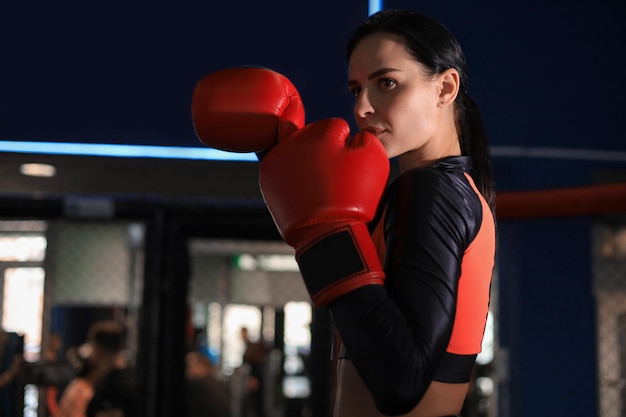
left=348, top=33, right=416, bottom=77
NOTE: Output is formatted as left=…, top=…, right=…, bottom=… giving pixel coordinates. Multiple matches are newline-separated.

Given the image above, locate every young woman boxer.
left=192, top=8, right=496, bottom=417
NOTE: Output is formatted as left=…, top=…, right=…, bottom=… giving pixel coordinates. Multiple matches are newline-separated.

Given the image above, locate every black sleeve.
left=329, top=168, right=481, bottom=416
left=86, top=368, right=137, bottom=417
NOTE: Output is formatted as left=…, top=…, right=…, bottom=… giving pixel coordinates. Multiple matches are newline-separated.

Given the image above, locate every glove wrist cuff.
left=295, top=222, right=384, bottom=307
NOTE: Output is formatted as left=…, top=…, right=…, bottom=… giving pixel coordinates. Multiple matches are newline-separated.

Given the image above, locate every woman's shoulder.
left=391, top=156, right=478, bottom=200
left=386, top=156, right=483, bottom=241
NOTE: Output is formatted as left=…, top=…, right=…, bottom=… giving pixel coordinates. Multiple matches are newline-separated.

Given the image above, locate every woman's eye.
left=349, top=87, right=361, bottom=97
left=379, top=78, right=396, bottom=89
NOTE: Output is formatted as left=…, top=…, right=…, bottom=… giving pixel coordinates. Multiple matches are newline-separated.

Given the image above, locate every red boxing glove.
left=259, top=118, right=390, bottom=306
left=191, top=67, right=305, bottom=153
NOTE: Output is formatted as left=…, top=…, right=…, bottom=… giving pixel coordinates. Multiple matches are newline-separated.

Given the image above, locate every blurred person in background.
left=185, top=350, right=231, bottom=417
left=58, top=320, right=130, bottom=417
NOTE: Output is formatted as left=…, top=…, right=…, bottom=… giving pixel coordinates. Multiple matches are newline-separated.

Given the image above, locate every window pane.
left=0, top=236, right=47, bottom=262
left=2, top=267, right=45, bottom=361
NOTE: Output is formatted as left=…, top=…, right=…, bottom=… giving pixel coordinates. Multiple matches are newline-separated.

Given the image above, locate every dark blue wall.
left=2, top=1, right=624, bottom=156
left=497, top=217, right=597, bottom=417
left=0, top=0, right=367, bottom=146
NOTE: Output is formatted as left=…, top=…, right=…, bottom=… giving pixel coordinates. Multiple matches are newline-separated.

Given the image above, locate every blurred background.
left=0, top=0, right=624, bottom=416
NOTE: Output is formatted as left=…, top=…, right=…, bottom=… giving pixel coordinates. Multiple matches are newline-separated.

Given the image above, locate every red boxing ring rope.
left=495, top=182, right=626, bottom=219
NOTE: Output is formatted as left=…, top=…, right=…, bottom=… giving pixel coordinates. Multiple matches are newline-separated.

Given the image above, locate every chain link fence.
left=594, top=221, right=626, bottom=417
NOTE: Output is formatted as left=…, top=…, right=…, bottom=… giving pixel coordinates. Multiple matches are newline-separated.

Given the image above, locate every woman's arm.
left=330, top=167, right=483, bottom=415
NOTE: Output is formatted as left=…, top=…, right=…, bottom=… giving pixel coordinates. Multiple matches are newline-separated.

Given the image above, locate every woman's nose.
left=354, top=91, right=374, bottom=119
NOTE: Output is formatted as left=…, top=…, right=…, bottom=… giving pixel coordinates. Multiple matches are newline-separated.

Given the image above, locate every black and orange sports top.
left=331, top=156, right=496, bottom=416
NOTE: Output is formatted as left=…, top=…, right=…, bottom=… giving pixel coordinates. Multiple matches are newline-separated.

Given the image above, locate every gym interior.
left=0, top=1, right=624, bottom=416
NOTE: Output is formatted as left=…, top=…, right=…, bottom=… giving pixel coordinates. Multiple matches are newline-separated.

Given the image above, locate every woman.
left=191, top=8, right=496, bottom=416
left=329, top=9, right=497, bottom=417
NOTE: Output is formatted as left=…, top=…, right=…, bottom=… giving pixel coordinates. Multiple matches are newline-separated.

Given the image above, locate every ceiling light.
left=19, top=163, right=56, bottom=177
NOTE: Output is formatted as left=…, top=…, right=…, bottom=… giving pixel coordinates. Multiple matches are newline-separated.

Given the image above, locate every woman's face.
left=348, top=32, right=447, bottom=163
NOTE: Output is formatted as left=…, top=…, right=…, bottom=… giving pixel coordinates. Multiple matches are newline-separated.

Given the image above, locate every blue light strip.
left=369, top=0, right=383, bottom=15
left=0, top=140, right=258, bottom=161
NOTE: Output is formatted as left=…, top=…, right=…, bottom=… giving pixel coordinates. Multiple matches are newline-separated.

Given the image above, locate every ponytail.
left=457, top=90, right=496, bottom=215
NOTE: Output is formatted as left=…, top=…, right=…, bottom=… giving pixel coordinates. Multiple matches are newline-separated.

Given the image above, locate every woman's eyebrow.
left=348, top=68, right=400, bottom=87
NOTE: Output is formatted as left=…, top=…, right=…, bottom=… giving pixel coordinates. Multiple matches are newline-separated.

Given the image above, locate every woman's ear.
left=438, top=68, right=460, bottom=106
